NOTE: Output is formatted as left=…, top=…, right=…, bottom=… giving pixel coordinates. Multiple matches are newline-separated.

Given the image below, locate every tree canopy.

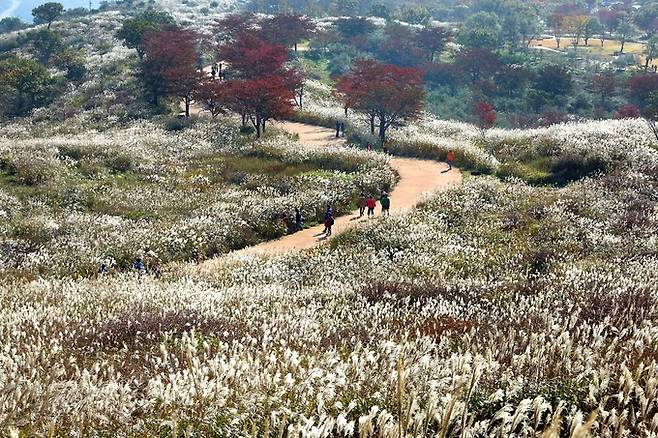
left=0, top=55, right=56, bottom=117
left=117, top=9, right=175, bottom=59
left=32, top=2, right=64, bottom=29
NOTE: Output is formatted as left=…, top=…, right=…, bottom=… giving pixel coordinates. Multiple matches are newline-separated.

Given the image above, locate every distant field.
left=531, top=37, right=656, bottom=68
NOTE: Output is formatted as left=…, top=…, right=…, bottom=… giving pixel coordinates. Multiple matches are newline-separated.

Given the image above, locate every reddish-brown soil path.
left=192, top=120, right=461, bottom=272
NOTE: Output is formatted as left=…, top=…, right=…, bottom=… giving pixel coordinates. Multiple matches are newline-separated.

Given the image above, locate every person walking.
left=358, top=193, right=367, bottom=217
left=324, top=214, right=335, bottom=236
left=340, top=122, right=346, bottom=137
left=133, top=257, right=146, bottom=278
left=380, top=192, right=391, bottom=216
left=211, top=65, right=217, bottom=79
left=366, top=195, right=376, bottom=218
left=323, top=204, right=333, bottom=233
left=336, top=121, right=341, bottom=138
left=295, top=207, right=303, bottom=232
left=446, top=149, right=455, bottom=171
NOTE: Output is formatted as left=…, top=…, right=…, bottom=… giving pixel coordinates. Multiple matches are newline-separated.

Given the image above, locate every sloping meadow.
left=298, top=79, right=658, bottom=179
left=3, top=47, right=658, bottom=438
left=2, top=172, right=658, bottom=435
left=0, top=118, right=395, bottom=277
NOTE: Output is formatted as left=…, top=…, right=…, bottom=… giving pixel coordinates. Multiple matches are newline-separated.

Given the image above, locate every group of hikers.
left=210, top=62, right=224, bottom=80
left=291, top=191, right=391, bottom=238
left=358, top=192, right=390, bottom=218
left=97, top=248, right=162, bottom=279
left=335, top=121, right=346, bottom=138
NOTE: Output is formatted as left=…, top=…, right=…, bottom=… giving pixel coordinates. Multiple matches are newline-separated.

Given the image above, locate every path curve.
left=193, top=120, right=461, bottom=273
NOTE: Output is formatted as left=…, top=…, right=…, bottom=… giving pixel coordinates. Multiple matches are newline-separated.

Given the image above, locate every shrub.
left=106, top=154, right=134, bottom=173
left=164, top=117, right=195, bottom=132
left=239, top=125, right=256, bottom=135
left=549, top=154, right=608, bottom=185
left=5, top=155, right=57, bottom=185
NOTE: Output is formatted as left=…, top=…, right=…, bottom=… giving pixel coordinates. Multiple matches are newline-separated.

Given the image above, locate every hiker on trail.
left=133, top=257, right=146, bottom=278
left=211, top=65, right=217, bottom=78
left=323, top=204, right=334, bottom=233
left=335, top=121, right=341, bottom=138
left=358, top=193, right=367, bottom=217
left=446, top=149, right=455, bottom=171
left=324, top=214, right=335, bottom=236
left=380, top=192, right=391, bottom=216
left=325, top=204, right=333, bottom=219
left=366, top=195, right=377, bottom=217
left=295, top=207, right=303, bottom=232
left=340, top=122, right=346, bottom=137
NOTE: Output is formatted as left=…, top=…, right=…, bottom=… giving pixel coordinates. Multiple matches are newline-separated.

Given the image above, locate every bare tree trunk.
left=647, top=119, right=658, bottom=142
left=378, top=119, right=387, bottom=144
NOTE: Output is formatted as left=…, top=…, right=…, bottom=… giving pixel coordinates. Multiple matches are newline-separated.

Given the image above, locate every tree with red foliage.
left=455, top=48, right=501, bottom=84
left=628, top=74, right=658, bottom=141
left=142, top=29, right=203, bottom=114
left=193, top=79, right=228, bottom=118
left=260, top=14, right=315, bottom=52
left=598, top=8, right=622, bottom=42
left=590, top=71, right=616, bottom=108
left=629, top=74, right=658, bottom=106
left=615, top=104, right=641, bottom=119
left=225, top=75, right=294, bottom=138
left=415, top=26, right=451, bottom=62
left=219, top=33, right=288, bottom=79
left=215, top=13, right=256, bottom=43
left=335, top=59, right=425, bottom=144
left=283, top=68, right=306, bottom=110
left=473, top=101, right=496, bottom=138
left=378, top=23, right=427, bottom=67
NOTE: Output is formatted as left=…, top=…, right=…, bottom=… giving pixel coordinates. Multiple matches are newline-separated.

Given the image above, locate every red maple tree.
left=473, top=101, right=496, bottom=137
left=225, top=75, right=295, bottom=138
left=219, top=33, right=288, bottom=79
left=194, top=79, right=228, bottom=118
left=335, top=59, right=425, bottom=143
left=415, top=26, right=451, bottom=62
left=283, top=68, right=306, bottom=110
left=615, top=104, right=641, bottom=119
left=142, top=29, right=203, bottom=114
left=215, top=13, right=256, bottom=43
left=260, top=14, right=315, bottom=52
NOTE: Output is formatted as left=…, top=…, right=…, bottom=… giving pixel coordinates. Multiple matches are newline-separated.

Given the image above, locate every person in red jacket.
left=324, top=215, right=335, bottom=236
left=366, top=195, right=377, bottom=218
left=446, top=149, right=455, bottom=171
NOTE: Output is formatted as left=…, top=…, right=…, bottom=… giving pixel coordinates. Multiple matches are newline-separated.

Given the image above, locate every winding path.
left=193, top=120, right=461, bottom=273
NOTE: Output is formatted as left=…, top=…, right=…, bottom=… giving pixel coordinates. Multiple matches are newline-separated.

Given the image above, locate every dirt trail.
left=192, top=120, right=461, bottom=272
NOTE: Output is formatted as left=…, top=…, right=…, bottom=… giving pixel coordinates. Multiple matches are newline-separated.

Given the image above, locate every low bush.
left=239, top=125, right=256, bottom=135
left=548, top=154, right=608, bottom=185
